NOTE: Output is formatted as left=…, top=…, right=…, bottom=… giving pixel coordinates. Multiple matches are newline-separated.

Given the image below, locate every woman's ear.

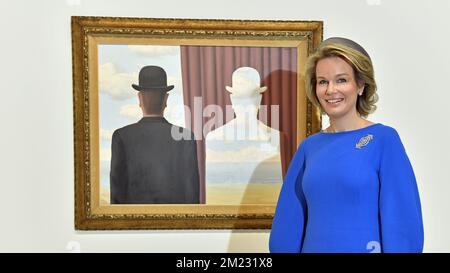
left=358, top=81, right=365, bottom=95
left=358, top=79, right=365, bottom=88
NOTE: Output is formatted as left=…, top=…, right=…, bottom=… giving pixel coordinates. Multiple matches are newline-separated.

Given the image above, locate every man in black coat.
left=110, top=66, right=200, bottom=204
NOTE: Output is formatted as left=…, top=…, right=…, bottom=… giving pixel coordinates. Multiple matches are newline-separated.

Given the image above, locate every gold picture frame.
left=72, top=16, right=322, bottom=230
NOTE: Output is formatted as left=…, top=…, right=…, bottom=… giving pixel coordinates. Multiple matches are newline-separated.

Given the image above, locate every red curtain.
left=180, top=46, right=297, bottom=204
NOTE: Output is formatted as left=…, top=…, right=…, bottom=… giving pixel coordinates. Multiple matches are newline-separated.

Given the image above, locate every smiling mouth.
left=325, top=98, right=344, bottom=105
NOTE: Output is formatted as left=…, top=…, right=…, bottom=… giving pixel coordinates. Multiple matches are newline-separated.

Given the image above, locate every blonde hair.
left=305, top=42, right=378, bottom=118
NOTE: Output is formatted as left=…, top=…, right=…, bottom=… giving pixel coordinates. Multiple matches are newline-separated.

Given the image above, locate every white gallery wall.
left=0, top=0, right=449, bottom=252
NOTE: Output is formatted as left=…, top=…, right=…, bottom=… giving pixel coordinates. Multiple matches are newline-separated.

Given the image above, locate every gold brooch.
left=356, top=134, right=373, bottom=149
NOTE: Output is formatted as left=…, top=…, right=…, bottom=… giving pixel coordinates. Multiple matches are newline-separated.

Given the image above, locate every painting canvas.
left=72, top=16, right=323, bottom=229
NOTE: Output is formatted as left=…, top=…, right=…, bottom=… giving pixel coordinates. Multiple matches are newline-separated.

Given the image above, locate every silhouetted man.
left=110, top=65, right=199, bottom=204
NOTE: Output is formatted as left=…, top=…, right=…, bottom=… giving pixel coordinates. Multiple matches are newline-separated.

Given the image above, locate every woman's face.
left=315, top=56, right=363, bottom=120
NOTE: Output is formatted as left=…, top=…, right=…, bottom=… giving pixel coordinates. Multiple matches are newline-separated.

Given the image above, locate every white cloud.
left=119, top=104, right=142, bottom=121
left=100, top=148, right=111, bottom=162
left=167, top=76, right=183, bottom=93
left=128, top=45, right=179, bottom=58
left=100, top=128, right=113, bottom=141
left=99, top=63, right=137, bottom=100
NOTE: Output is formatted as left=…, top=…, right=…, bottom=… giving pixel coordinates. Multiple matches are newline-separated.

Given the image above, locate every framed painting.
left=72, top=16, right=323, bottom=229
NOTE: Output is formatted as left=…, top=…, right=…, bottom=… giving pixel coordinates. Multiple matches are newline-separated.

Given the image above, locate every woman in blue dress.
left=269, top=37, right=424, bottom=253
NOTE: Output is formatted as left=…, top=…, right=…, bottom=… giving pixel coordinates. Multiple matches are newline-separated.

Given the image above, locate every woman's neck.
left=328, top=114, right=370, bottom=133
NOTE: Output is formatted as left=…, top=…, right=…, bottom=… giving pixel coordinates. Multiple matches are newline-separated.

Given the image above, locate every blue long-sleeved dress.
left=269, top=123, right=424, bottom=253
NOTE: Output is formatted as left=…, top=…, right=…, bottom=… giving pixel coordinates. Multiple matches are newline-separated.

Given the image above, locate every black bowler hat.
left=132, top=65, right=174, bottom=92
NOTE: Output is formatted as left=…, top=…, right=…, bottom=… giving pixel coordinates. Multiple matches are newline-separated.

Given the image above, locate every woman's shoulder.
left=372, top=123, right=402, bottom=139
left=298, top=131, right=321, bottom=147
left=369, top=123, right=408, bottom=152
left=295, top=131, right=327, bottom=154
